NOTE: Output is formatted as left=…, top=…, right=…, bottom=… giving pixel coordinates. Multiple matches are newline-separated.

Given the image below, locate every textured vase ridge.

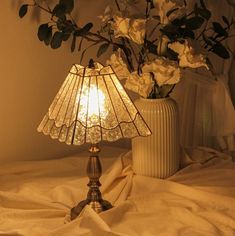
left=132, top=97, right=180, bottom=179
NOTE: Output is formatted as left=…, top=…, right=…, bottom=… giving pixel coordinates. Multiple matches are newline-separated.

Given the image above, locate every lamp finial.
left=88, top=59, right=95, bottom=68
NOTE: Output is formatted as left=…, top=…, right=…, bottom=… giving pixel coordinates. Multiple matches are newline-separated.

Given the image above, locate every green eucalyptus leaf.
left=152, top=15, right=161, bottom=21
left=202, top=33, right=213, bottom=47
left=222, top=16, right=230, bottom=27
left=58, top=14, right=66, bottom=22
left=112, top=44, right=119, bottom=52
left=44, top=26, right=53, bottom=45
left=62, top=32, right=71, bottom=41
left=180, top=28, right=195, bottom=39
left=172, top=17, right=186, bottom=26
left=38, top=23, right=49, bottom=41
left=75, top=23, right=93, bottom=36
left=160, top=24, right=179, bottom=40
left=145, top=40, right=158, bottom=55
left=166, top=8, right=179, bottom=18
left=81, top=22, right=93, bottom=33
left=196, top=8, right=211, bottom=20
left=172, top=18, right=181, bottom=26
left=208, top=36, right=219, bottom=44
left=97, top=43, right=109, bottom=57
left=200, top=0, right=207, bottom=9
left=57, top=21, right=65, bottom=31
left=78, top=37, right=84, bottom=52
left=61, top=21, right=74, bottom=36
left=159, top=84, right=175, bottom=98
left=50, top=32, right=64, bottom=49
left=121, top=45, right=132, bottom=57
left=211, top=43, right=230, bottom=59
left=166, top=48, right=178, bottom=60
left=71, top=34, right=76, bottom=52
left=147, top=88, right=158, bottom=99
left=52, top=4, right=66, bottom=18
left=186, top=16, right=204, bottom=30
left=19, top=4, right=28, bottom=18
left=65, top=20, right=73, bottom=28
left=59, top=0, right=74, bottom=13
left=212, top=22, right=228, bottom=37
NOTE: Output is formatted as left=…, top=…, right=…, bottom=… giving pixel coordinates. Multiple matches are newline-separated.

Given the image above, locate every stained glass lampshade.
left=37, top=60, right=151, bottom=220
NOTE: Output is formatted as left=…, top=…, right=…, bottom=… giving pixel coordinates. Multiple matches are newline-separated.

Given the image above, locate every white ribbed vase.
left=132, top=97, right=180, bottom=179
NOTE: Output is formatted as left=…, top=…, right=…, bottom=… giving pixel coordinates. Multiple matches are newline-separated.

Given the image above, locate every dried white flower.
left=169, top=40, right=209, bottom=69
left=142, top=57, right=181, bottom=86
left=106, top=49, right=131, bottom=80
left=112, top=16, right=146, bottom=44
left=125, top=72, right=154, bottom=98
left=98, top=6, right=113, bottom=22
left=153, top=0, right=185, bottom=24
left=129, top=19, right=146, bottom=44
left=112, top=16, right=130, bottom=38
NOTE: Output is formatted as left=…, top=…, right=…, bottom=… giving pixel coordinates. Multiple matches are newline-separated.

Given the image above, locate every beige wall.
left=0, top=0, right=116, bottom=163
left=1, top=0, right=234, bottom=162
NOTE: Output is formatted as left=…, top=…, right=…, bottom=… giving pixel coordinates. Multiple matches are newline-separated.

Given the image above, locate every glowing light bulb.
left=79, top=84, right=107, bottom=127
left=88, top=85, right=106, bottom=117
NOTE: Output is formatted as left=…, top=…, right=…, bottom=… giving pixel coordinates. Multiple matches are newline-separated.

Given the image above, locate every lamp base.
left=70, top=199, right=112, bottom=220
left=70, top=145, right=113, bottom=220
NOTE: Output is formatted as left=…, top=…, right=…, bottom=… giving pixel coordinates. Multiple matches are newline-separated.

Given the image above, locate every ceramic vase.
left=132, top=97, right=180, bottom=179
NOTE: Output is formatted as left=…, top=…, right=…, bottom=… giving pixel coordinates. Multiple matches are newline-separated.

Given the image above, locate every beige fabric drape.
left=0, top=147, right=235, bottom=235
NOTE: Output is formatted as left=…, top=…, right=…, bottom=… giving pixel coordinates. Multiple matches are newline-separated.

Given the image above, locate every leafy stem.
left=33, top=0, right=52, bottom=14
left=19, top=0, right=235, bottom=68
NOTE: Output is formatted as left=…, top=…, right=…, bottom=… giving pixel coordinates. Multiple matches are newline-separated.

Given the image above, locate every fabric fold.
left=1, top=147, right=235, bottom=235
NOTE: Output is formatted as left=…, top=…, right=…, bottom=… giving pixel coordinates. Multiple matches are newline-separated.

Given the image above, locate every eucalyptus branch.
left=186, top=10, right=194, bottom=18
left=86, top=32, right=133, bottom=70
left=125, top=39, right=139, bottom=65
left=34, top=0, right=134, bottom=69
left=33, top=0, right=52, bottom=14
left=148, top=22, right=161, bottom=38
left=19, top=0, right=235, bottom=74
left=145, top=0, right=151, bottom=18
left=222, top=34, right=235, bottom=40
left=207, top=34, right=235, bottom=52
left=112, top=0, right=136, bottom=70
left=18, top=0, right=235, bottom=98
left=114, top=0, right=121, bottom=11
left=43, top=0, right=52, bottom=12
left=213, top=20, right=235, bottom=42
left=196, top=20, right=209, bottom=40
left=69, top=13, right=77, bottom=26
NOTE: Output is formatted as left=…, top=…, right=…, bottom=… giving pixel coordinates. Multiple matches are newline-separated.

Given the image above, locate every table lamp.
left=37, top=60, right=151, bottom=220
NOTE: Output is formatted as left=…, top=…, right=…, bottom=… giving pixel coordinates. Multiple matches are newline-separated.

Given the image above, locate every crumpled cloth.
left=1, top=146, right=235, bottom=236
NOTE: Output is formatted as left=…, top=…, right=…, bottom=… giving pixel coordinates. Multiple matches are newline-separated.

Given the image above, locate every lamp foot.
left=70, top=145, right=113, bottom=220
left=70, top=199, right=112, bottom=220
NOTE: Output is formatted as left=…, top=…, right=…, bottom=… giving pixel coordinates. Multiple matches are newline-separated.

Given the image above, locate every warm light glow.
left=37, top=62, right=151, bottom=145
left=79, top=84, right=107, bottom=126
